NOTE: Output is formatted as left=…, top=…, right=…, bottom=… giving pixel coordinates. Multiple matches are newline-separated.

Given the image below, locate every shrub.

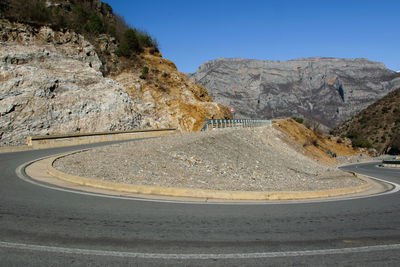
left=358, top=116, right=370, bottom=124
left=139, top=66, right=149, bottom=79
left=124, top=29, right=141, bottom=52
left=116, top=42, right=131, bottom=57
left=102, top=2, right=113, bottom=15
left=312, top=138, right=319, bottom=146
left=346, top=130, right=361, bottom=139
left=352, top=138, right=373, bottom=148
left=382, top=106, right=390, bottom=114
left=28, top=1, right=50, bottom=23
left=0, top=0, right=9, bottom=14
left=139, top=34, right=153, bottom=47
left=292, top=117, right=304, bottom=124
left=84, top=12, right=104, bottom=34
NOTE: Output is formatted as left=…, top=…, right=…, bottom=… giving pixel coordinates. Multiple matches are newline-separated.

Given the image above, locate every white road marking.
left=1, top=241, right=400, bottom=259
left=16, top=159, right=400, bottom=205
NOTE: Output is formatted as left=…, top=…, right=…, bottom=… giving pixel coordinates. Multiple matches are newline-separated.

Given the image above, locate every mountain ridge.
left=189, top=57, right=400, bottom=128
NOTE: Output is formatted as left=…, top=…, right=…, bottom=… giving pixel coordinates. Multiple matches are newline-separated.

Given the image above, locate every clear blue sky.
left=104, top=0, right=400, bottom=73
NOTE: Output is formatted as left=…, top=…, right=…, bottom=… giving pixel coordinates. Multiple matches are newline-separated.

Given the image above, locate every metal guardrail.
left=373, top=156, right=398, bottom=160
left=28, top=128, right=176, bottom=141
left=201, top=119, right=271, bottom=131
left=382, top=159, right=400, bottom=165
left=26, top=128, right=176, bottom=148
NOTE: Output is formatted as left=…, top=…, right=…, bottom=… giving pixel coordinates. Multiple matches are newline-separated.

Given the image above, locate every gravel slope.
left=53, top=127, right=365, bottom=191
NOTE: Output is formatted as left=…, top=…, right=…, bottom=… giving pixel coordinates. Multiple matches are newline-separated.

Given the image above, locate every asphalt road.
left=1, top=143, right=400, bottom=266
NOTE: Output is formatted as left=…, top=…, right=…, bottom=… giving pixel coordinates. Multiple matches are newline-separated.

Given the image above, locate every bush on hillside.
left=292, top=117, right=304, bottom=124
left=124, top=29, right=141, bottom=52
left=352, top=138, right=373, bottom=148
left=3, top=0, right=159, bottom=59
left=116, top=42, right=131, bottom=57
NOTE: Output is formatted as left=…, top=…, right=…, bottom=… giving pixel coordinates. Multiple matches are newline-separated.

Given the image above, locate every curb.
left=47, top=153, right=373, bottom=201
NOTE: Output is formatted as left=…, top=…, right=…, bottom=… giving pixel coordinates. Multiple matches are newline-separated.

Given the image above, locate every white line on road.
left=1, top=241, right=400, bottom=259
left=16, top=158, right=400, bottom=205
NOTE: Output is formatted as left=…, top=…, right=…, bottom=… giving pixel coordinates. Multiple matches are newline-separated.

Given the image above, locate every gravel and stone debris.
left=53, top=127, right=366, bottom=192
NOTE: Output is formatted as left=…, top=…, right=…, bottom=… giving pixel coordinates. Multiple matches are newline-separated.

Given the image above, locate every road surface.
left=1, top=143, right=400, bottom=266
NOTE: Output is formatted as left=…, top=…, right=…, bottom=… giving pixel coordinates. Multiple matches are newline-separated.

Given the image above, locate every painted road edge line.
left=47, top=152, right=373, bottom=201
left=17, top=158, right=399, bottom=205
left=1, top=241, right=400, bottom=259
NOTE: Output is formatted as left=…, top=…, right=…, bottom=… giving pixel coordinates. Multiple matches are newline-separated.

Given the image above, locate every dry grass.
left=114, top=53, right=232, bottom=132
left=274, top=119, right=362, bottom=165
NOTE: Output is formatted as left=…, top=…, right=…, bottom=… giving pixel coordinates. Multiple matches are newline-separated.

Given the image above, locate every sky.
left=104, top=0, right=400, bottom=73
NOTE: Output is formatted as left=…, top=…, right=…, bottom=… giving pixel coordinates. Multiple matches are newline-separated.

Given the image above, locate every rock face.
left=0, top=20, right=143, bottom=146
left=0, top=19, right=230, bottom=146
left=114, top=55, right=231, bottom=133
left=189, top=57, right=400, bottom=128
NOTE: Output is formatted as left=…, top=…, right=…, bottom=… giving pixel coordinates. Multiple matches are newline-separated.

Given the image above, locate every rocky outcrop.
left=189, top=57, right=400, bottom=128
left=0, top=20, right=143, bottom=146
left=114, top=54, right=232, bottom=132
left=0, top=19, right=230, bottom=146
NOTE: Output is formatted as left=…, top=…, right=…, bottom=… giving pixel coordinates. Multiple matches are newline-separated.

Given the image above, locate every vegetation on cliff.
left=0, top=1, right=232, bottom=145
left=1, top=0, right=159, bottom=74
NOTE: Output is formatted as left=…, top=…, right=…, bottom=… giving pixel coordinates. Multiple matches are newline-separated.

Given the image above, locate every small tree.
left=124, top=29, right=141, bottom=53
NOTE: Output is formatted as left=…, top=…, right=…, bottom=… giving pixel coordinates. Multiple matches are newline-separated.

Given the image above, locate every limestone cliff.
left=189, top=57, right=400, bottom=128
left=0, top=19, right=230, bottom=146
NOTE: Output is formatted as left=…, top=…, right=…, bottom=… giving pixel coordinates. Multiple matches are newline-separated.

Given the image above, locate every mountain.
left=333, top=88, right=400, bottom=154
left=189, top=57, right=400, bottom=128
left=0, top=1, right=231, bottom=146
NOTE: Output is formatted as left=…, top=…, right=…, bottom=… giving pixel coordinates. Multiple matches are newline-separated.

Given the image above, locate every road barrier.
left=373, top=156, right=398, bottom=160
left=382, top=159, right=400, bottom=168
left=201, top=119, right=271, bottom=131
left=27, top=128, right=176, bottom=149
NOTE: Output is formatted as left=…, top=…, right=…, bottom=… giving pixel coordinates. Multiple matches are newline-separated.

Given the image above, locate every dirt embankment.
left=54, top=122, right=366, bottom=192
left=274, top=119, right=366, bottom=165
left=114, top=53, right=232, bottom=132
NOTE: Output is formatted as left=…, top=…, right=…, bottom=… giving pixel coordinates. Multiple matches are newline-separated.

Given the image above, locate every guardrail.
left=201, top=119, right=271, bottom=131
left=27, top=128, right=176, bottom=149
left=382, top=158, right=400, bottom=167
left=373, top=156, right=398, bottom=160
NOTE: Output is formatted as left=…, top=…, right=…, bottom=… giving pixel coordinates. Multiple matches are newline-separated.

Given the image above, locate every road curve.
left=1, top=142, right=400, bottom=266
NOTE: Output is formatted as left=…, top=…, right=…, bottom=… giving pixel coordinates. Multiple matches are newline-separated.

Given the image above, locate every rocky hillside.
left=333, top=88, right=400, bottom=154
left=189, top=57, right=400, bottom=128
left=274, top=119, right=363, bottom=165
left=0, top=11, right=230, bottom=146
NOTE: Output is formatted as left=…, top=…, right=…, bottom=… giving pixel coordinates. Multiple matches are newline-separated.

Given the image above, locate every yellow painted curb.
left=47, top=153, right=373, bottom=201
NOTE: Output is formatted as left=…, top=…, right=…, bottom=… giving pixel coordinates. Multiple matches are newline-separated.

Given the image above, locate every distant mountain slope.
left=189, top=57, right=400, bottom=128
left=333, top=88, right=400, bottom=154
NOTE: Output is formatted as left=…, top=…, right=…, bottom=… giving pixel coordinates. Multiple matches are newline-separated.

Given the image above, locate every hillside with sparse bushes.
left=333, top=88, right=400, bottom=154
left=0, top=0, right=231, bottom=146
left=1, top=0, right=159, bottom=75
